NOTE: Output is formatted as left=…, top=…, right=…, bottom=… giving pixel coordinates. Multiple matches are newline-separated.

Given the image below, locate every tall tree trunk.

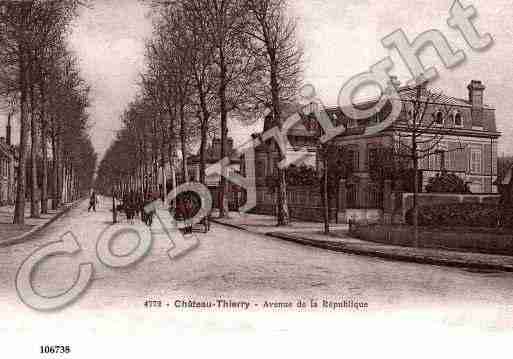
left=62, top=162, right=66, bottom=203
left=56, top=136, right=63, bottom=206
left=159, top=117, right=167, bottom=200
left=412, top=84, right=421, bottom=247
left=14, top=50, right=29, bottom=225
left=151, top=118, right=158, bottom=190
left=199, top=94, right=210, bottom=185
left=75, top=170, right=79, bottom=200
left=51, top=124, right=58, bottom=210
left=199, top=117, right=208, bottom=185
left=69, top=163, right=73, bottom=202
left=166, top=105, right=177, bottom=207
left=218, top=50, right=229, bottom=218
left=270, top=58, right=289, bottom=225
left=180, top=104, right=188, bottom=183
left=161, top=148, right=166, bottom=200
left=40, top=88, right=48, bottom=214
left=30, top=84, right=40, bottom=218
left=167, top=140, right=176, bottom=210
left=141, top=138, right=148, bottom=192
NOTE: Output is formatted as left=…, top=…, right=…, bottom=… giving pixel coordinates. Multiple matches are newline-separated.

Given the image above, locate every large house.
left=248, top=79, right=500, bottom=220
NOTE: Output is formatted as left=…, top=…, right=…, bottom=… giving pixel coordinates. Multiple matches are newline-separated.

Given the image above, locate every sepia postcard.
left=0, top=0, right=512, bottom=357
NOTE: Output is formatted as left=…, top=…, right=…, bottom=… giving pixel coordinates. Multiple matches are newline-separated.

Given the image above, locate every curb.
left=212, top=219, right=513, bottom=273
left=211, top=219, right=248, bottom=232
left=0, top=200, right=84, bottom=248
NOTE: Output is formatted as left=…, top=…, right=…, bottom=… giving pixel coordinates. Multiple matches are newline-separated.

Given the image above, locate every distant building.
left=0, top=137, right=15, bottom=206
left=186, top=137, right=242, bottom=209
left=250, top=103, right=319, bottom=188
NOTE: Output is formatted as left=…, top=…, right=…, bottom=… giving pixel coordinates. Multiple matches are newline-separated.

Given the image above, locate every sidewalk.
left=212, top=211, right=513, bottom=272
left=210, top=210, right=349, bottom=234
left=0, top=201, right=78, bottom=247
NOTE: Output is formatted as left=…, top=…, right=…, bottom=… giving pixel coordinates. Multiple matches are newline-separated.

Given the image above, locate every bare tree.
left=0, top=2, right=34, bottom=224
left=178, top=0, right=259, bottom=217
left=0, top=1, right=88, bottom=223
left=107, top=0, right=262, bottom=215
left=245, top=0, right=302, bottom=225
left=185, top=12, right=218, bottom=185
left=394, top=78, right=463, bottom=244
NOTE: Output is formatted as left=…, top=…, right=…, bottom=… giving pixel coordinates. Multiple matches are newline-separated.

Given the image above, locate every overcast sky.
left=1, top=0, right=512, bottom=159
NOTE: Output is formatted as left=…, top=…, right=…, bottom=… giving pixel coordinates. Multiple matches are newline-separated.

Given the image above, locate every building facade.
left=186, top=137, right=242, bottom=209
left=248, top=79, right=500, bottom=220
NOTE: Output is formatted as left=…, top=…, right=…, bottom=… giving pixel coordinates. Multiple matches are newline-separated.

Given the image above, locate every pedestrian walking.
left=143, top=193, right=155, bottom=227
left=125, top=191, right=136, bottom=224
left=184, top=196, right=194, bottom=234
left=88, top=190, right=97, bottom=212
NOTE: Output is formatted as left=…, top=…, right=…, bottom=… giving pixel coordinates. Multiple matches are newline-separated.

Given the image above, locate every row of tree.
left=0, top=1, right=96, bottom=225
left=96, top=0, right=302, bottom=224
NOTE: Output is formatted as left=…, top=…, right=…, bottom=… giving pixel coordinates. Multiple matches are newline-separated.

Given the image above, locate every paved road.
left=1, top=197, right=513, bottom=335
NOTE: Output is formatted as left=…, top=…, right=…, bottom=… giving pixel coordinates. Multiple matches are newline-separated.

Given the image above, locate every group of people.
left=118, top=191, right=156, bottom=227
left=173, top=193, right=198, bottom=234
left=113, top=189, right=210, bottom=233
left=174, top=191, right=211, bottom=233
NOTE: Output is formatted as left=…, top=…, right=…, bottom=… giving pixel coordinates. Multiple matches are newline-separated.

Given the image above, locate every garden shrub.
left=406, top=203, right=501, bottom=228
left=425, top=172, right=471, bottom=193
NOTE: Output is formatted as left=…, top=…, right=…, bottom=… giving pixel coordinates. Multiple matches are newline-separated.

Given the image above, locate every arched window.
left=454, top=112, right=463, bottom=127
left=435, top=111, right=444, bottom=126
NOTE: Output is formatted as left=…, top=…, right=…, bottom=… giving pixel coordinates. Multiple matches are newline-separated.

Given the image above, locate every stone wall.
left=351, top=224, right=513, bottom=256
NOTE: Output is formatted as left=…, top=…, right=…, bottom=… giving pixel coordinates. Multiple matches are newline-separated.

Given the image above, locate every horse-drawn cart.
left=173, top=190, right=211, bottom=233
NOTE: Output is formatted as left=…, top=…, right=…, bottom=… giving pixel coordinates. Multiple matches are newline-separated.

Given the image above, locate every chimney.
left=468, top=80, right=485, bottom=107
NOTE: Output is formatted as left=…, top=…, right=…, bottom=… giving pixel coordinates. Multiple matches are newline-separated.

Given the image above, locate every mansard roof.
left=322, top=85, right=498, bottom=136
left=255, top=83, right=499, bottom=141
left=396, top=87, right=493, bottom=109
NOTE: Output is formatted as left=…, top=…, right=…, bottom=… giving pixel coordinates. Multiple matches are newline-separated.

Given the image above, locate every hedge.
left=406, top=203, right=513, bottom=229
